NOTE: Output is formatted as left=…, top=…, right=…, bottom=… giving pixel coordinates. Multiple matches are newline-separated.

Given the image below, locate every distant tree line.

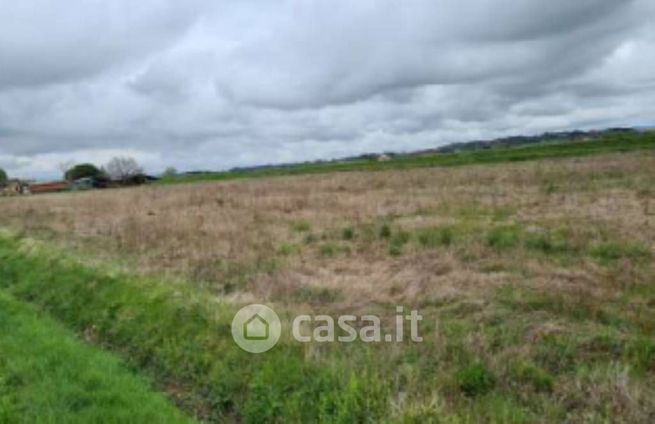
left=2, top=157, right=177, bottom=191
left=63, top=157, right=145, bottom=185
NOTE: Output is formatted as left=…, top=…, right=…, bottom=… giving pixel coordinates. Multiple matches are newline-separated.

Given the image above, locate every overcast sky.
left=1, top=0, right=654, bottom=178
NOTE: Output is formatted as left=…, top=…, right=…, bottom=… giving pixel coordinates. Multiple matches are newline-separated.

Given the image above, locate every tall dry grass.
left=1, top=152, right=654, bottom=309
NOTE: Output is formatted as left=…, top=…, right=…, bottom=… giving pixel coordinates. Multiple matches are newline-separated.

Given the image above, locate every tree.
left=162, top=167, right=178, bottom=178
left=105, top=157, right=144, bottom=182
left=58, top=160, right=74, bottom=178
left=0, top=168, right=7, bottom=184
left=65, top=163, right=103, bottom=181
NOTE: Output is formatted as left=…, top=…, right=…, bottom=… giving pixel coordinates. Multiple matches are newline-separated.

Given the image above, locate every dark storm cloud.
left=0, top=0, right=653, bottom=178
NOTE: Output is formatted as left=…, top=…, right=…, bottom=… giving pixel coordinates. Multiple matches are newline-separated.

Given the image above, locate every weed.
left=525, top=231, right=572, bottom=255
left=388, top=244, right=402, bottom=256
left=379, top=224, right=392, bottom=239
left=590, top=242, right=651, bottom=264
left=509, top=361, right=554, bottom=393
left=277, top=243, right=300, bottom=256
left=291, top=220, right=312, bottom=233
left=304, top=233, right=318, bottom=244
left=417, top=227, right=454, bottom=248
left=534, top=335, right=577, bottom=375
left=320, top=243, right=339, bottom=258
left=486, top=226, right=521, bottom=250
left=341, top=227, right=355, bottom=240
left=626, top=337, right=655, bottom=374
left=456, top=363, right=496, bottom=397
left=543, top=181, right=559, bottom=194
left=388, top=231, right=411, bottom=256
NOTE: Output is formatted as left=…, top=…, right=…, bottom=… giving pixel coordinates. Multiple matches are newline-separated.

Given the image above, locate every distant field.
left=1, top=143, right=655, bottom=421
left=160, top=130, right=655, bottom=184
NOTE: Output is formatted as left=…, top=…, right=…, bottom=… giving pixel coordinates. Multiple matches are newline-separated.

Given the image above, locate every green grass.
left=2, top=232, right=655, bottom=421
left=508, top=361, right=554, bottom=393
left=388, top=230, right=412, bottom=256
left=159, top=131, right=655, bottom=185
left=341, top=227, right=356, bottom=241
left=0, top=290, right=190, bottom=423
left=590, top=241, right=652, bottom=264
left=416, top=227, right=454, bottom=248
left=0, top=234, right=394, bottom=423
left=290, top=220, right=312, bottom=233
left=486, top=226, right=522, bottom=250
left=456, top=363, right=497, bottom=397
left=524, top=231, right=574, bottom=255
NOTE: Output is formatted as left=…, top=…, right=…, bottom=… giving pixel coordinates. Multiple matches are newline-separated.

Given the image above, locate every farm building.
left=1, top=180, right=29, bottom=196
left=70, top=176, right=113, bottom=190
left=71, top=177, right=95, bottom=191
left=29, top=181, right=70, bottom=195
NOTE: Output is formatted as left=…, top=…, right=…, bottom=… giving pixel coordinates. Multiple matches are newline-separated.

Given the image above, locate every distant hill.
left=166, top=127, right=653, bottom=184
left=223, top=128, right=638, bottom=174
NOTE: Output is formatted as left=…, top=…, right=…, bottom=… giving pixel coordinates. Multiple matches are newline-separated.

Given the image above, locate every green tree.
left=162, top=167, right=178, bottom=178
left=0, top=168, right=7, bottom=184
left=65, top=163, right=103, bottom=181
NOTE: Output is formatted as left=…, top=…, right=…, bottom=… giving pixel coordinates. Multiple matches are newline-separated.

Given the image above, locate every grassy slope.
left=0, top=289, right=191, bottom=423
left=0, top=235, right=393, bottom=423
left=2, top=225, right=655, bottom=422
left=160, top=131, right=655, bottom=185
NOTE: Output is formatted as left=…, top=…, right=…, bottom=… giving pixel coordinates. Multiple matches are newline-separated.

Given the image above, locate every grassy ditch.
left=2, top=232, right=655, bottom=422
left=0, top=289, right=190, bottom=423
left=0, top=234, right=393, bottom=423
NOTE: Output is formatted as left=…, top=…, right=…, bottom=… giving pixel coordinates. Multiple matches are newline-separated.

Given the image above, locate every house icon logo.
left=231, top=304, right=281, bottom=353
left=244, top=314, right=269, bottom=340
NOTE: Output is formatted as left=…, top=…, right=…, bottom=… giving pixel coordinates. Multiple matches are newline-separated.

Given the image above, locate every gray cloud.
left=0, top=1, right=202, bottom=89
left=0, top=0, right=653, bottom=179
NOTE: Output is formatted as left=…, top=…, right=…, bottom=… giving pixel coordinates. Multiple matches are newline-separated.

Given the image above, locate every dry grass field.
left=3, top=152, right=655, bottom=307
left=2, top=150, right=655, bottom=421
